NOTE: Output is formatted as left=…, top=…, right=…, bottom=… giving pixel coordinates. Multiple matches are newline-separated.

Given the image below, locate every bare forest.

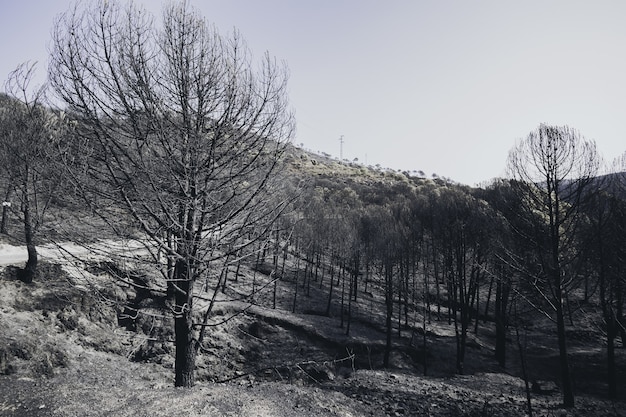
left=0, top=1, right=625, bottom=416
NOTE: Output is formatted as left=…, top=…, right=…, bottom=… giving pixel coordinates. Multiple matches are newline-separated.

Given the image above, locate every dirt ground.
left=0, top=243, right=625, bottom=417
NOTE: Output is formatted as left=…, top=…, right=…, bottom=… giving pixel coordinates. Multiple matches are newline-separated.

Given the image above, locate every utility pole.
left=339, top=135, right=344, bottom=161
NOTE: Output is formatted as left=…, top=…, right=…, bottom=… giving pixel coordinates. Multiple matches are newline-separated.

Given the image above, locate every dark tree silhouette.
left=506, top=124, right=600, bottom=407
left=49, top=0, right=294, bottom=387
left=0, top=63, right=70, bottom=283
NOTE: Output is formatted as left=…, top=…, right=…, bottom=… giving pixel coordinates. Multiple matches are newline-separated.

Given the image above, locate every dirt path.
left=0, top=239, right=150, bottom=267
left=0, top=244, right=29, bottom=267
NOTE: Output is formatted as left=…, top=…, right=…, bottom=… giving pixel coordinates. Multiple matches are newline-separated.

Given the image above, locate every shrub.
left=29, top=342, right=70, bottom=378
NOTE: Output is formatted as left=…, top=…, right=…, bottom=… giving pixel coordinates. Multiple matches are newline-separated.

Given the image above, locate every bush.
left=30, top=352, right=55, bottom=377
left=0, top=348, right=16, bottom=375
left=7, top=338, right=36, bottom=360
left=57, top=307, right=82, bottom=332
left=29, top=342, right=70, bottom=378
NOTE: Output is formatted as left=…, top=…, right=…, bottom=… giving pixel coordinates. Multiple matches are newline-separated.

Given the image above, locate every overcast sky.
left=2, top=1, right=626, bottom=185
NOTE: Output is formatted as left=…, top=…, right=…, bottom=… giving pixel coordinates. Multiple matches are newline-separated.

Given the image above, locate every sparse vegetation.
left=0, top=0, right=625, bottom=415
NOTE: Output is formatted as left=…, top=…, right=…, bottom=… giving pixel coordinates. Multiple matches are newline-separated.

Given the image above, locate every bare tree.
left=506, top=124, right=600, bottom=407
left=0, top=93, right=14, bottom=235
left=583, top=155, right=626, bottom=399
left=49, top=0, right=294, bottom=387
left=0, top=62, right=69, bottom=282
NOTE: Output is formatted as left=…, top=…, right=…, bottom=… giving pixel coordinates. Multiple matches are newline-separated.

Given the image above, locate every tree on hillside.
left=364, top=196, right=413, bottom=368
left=506, top=124, right=600, bottom=407
left=373, top=205, right=400, bottom=368
left=581, top=157, right=626, bottom=399
left=0, top=93, right=14, bottom=235
left=429, top=187, right=496, bottom=374
left=49, top=0, right=294, bottom=387
left=0, top=62, right=70, bottom=283
left=477, top=180, right=522, bottom=369
left=612, top=154, right=626, bottom=347
left=584, top=188, right=626, bottom=399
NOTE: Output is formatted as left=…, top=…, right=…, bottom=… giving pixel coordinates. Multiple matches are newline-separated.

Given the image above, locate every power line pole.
left=339, top=135, right=344, bottom=161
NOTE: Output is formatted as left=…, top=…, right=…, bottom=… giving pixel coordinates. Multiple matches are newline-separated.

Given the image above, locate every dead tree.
left=507, top=123, right=600, bottom=407
left=49, top=0, right=295, bottom=387
left=0, top=63, right=70, bottom=282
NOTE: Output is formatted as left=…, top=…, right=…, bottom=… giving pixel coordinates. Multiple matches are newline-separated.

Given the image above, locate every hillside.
left=2, top=1, right=626, bottom=414
left=0, top=141, right=625, bottom=416
left=283, top=143, right=453, bottom=188
left=0, top=216, right=624, bottom=416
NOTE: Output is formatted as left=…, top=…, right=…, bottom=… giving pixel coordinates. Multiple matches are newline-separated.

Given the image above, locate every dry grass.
left=0, top=244, right=625, bottom=416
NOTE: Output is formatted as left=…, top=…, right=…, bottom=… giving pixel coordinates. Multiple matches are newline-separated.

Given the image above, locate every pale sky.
left=2, top=1, right=626, bottom=185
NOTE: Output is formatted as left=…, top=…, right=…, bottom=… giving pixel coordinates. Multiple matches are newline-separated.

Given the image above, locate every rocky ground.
left=0, top=243, right=625, bottom=416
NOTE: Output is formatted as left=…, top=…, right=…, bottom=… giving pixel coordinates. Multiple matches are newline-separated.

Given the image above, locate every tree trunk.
left=234, top=252, right=241, bottom=282
left=325, top=265, right=335, bottom=317
left=607, top=316, right=617, bottom=399
left=319, top=253, right=325, bottom=289
left=174, top=259, right=196, bottom=388
left=220, top=253, right=230, bottom=293
left=483, top=275, right=494, bottom=323
left=314, top=252, right=320, bottom=283
left=617, top=291, right=626, bottom=348
left=403, top=257, right=410, bottom=330
left=364, top=260, right=369, bottom=294
left=0, top=204, right=9, bottom=234
left=423, top=252, right=431, bottom=324
left=422, top=299, right=428, bottom=376
left=281, top=245, right=288, bottom=278
left=346, top=270, right=354, bottom=336
left=598, top=237, right=617, bottom=400
left=383, top=262, right=393, bottom=368
left=556, top=298, right=575, bottom=407
left=550, top=186, right=575, bottom=408
left=21, top=187, right=37, bottom=284
left=454, top=288, right=467, bottom=375
left=515, top=316, right=533, bottom=417
left=305, top=257, right=311, bottom=296
left=22, top=243, right=38, bottom=284
left=472, top=281, right=479, bottom=334
left=0, top=186, right=11, bottom=234
left=340, top=262, right=345, bottom=328
left=292, top=257, right=299, bottom=314
left=272, top=271, right=277, bottom=310
left=451, top=249, right=465, bottom=375
left=494, top=279, right=508, bottom=368
left=175, top=309, right=196, bottom=388
left=397, top=288, right=402, bottom=337
left=353, top=254, right=359, bottom=302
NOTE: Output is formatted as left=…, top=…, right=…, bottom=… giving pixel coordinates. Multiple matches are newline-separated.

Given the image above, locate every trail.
left=0, top=243, right=29, bottom=266
left=0, top=240, right=147, bottom=272
left=0, top=242, right=97, bottom=267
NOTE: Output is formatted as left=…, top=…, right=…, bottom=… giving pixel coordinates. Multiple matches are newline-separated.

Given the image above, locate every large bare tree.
left=506, top=124, right=600, bottom=407
left=48, top=0, right=294, bottom=387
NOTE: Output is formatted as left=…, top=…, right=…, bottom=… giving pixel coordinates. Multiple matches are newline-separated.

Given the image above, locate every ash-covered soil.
left=0, top=247, right=625, bottom=416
